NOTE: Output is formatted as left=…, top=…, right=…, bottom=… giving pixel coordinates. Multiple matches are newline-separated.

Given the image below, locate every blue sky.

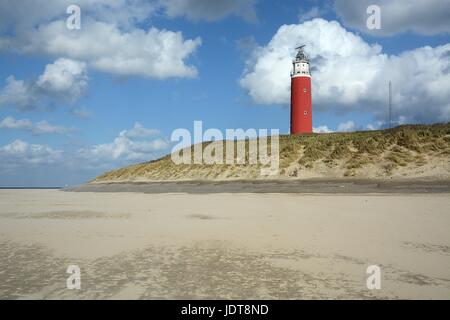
left=0, top=0, right=449, bottom=186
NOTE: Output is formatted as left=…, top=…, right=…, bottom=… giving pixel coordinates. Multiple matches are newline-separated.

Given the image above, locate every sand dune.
left=94, top=124, right=450, bottom=183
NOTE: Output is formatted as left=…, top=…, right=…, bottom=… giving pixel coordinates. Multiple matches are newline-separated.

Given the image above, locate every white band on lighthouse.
left=291, top=74, right=311, bottom=78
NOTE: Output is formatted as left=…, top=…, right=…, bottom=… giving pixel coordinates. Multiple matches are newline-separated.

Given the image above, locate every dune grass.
left=94, top=123, right=450, bottom=182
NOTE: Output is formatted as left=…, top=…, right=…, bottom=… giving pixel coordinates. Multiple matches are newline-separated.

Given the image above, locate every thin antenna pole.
left=389, top=81, right=392, bottom=129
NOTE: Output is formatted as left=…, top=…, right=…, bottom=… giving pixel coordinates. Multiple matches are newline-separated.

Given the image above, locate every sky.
left=0, top=0, right=449, bottom=187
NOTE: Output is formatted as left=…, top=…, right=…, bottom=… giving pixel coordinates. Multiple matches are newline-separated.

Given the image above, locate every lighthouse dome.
left=295, top=49, right=309, bottom=62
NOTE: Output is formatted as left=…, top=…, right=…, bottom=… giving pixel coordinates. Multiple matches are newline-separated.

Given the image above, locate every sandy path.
left=0, top=189, right=449, bottom=299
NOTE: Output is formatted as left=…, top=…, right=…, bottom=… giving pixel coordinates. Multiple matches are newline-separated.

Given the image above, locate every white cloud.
left=0, top=58, right=88, bottom=110
left=0, top=76, right=37, bottom=110
left=366, top=123, right=378, bottom=131
left=160, top=0, right=257, bottom=22
left=337, top=121, right=357, bottom=132
left=0, top=0, right=257, bottom=29
left=334, top=0, right=450, bottom=36
left=0, top=139, right=62, bottom=167
left=0, top=117, right=31, bottom=130
left=1, top=20, right=201, bottom=79
left=0, top=116, right=71, bottom=135
left=315, top=122, right=378, bottom=133
left=240, top=18, right=450, bottom=124
left=77, top=122, right=169, bottom=167
left=0, top=0, right=156, bottom=32
left=298, top=6, right=328, bottom=22
left=0, top=0, right=202, bottom=80
left=122, top=122, right=160, bottom=138
left=0, top=122, right=168, bottom=172
left=36, top=58, right=88, bottom=101
left=32, top=121, right=70, bottom=135
left=313, top=125, right=334, bottom=133
left=70, top=106, right=92, bottom=119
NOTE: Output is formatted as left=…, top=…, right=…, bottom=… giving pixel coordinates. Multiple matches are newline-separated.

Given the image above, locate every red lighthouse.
left=290, top=45, right=312, bottom=134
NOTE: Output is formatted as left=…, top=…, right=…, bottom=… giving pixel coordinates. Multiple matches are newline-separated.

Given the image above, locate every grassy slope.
left=93, top=123, right=450, bottom=182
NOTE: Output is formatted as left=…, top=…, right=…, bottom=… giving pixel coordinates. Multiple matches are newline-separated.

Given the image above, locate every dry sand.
left=0, top=189, right=450, bottom=299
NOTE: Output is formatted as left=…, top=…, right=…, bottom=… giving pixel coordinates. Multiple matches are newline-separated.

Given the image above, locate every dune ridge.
left=93, top=123, right=450, bottom=183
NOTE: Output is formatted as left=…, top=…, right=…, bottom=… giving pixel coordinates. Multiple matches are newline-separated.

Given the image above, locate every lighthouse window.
left=304, top=111, right=308, bottom=115
left=303, top=88, right=307, bottom=92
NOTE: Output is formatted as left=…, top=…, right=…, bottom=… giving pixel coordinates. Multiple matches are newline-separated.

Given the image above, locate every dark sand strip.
left=64, top=179, right=450, bottom=194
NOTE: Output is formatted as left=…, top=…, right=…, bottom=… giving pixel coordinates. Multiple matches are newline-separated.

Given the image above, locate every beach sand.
left=0, top=189, right=449, bottom=299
